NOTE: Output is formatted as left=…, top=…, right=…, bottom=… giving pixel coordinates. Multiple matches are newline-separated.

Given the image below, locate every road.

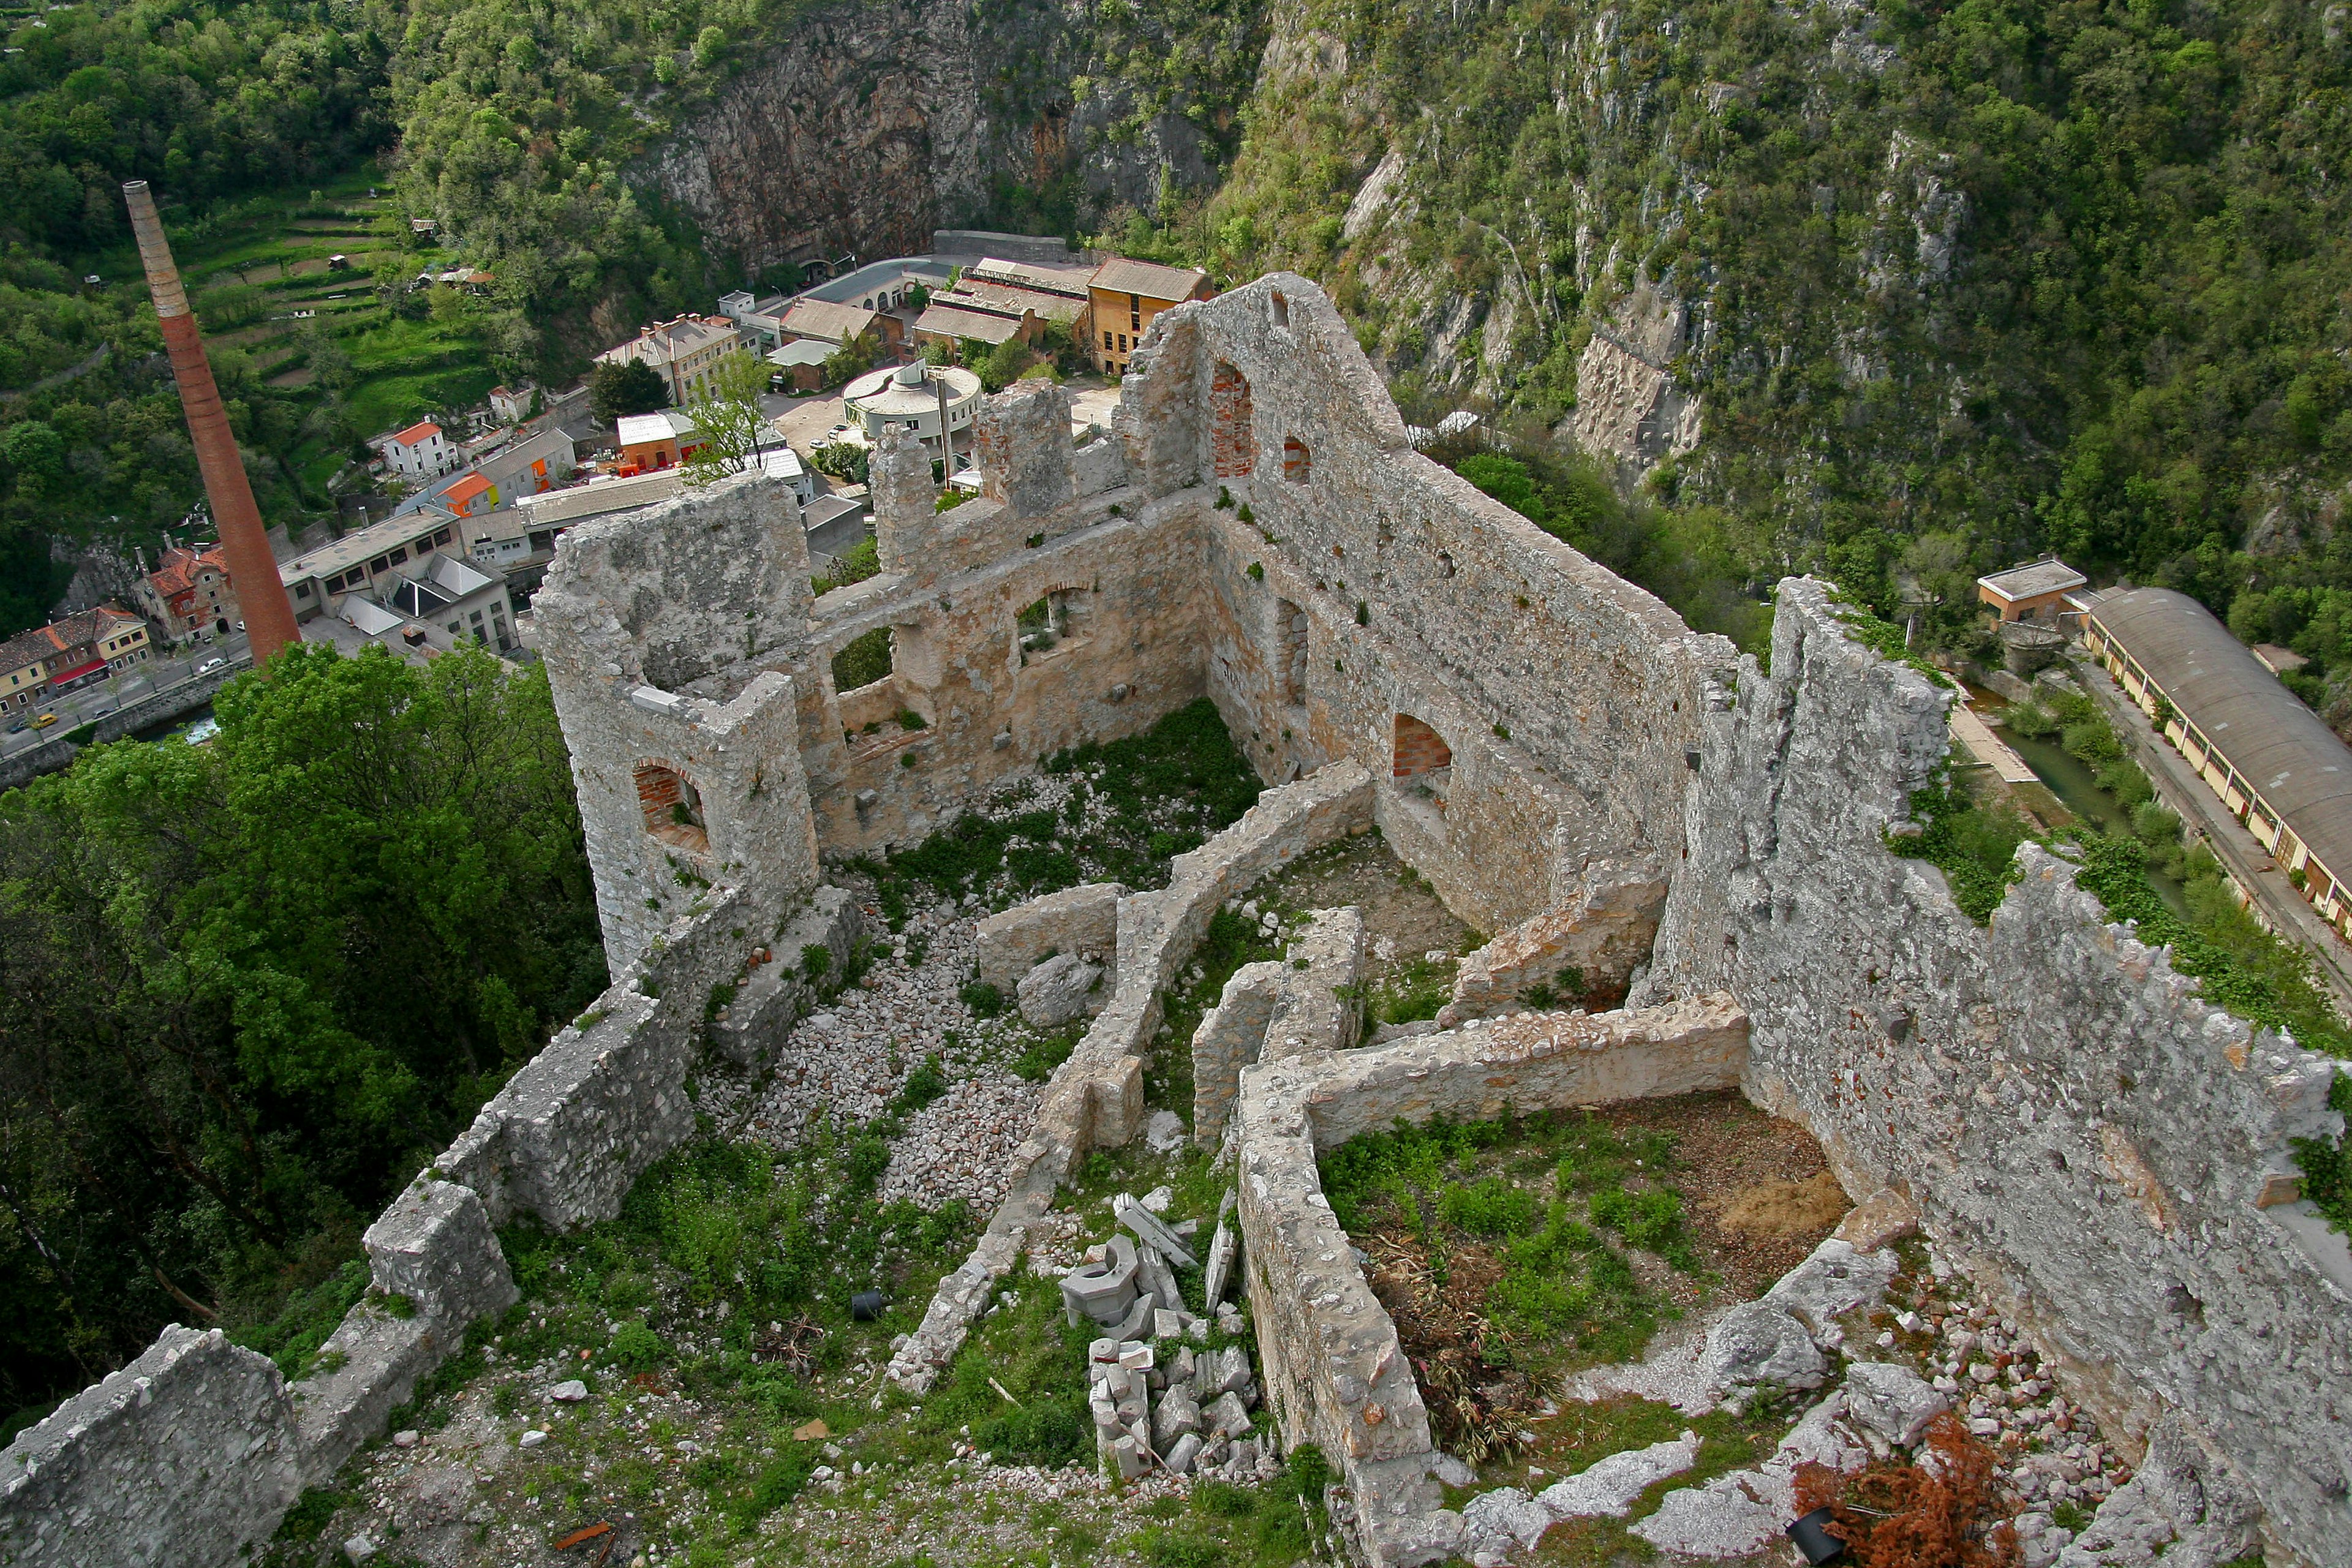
left=1, top=630, right=252, bottom=757
left=2070, top=652, right=2352, bottom=1017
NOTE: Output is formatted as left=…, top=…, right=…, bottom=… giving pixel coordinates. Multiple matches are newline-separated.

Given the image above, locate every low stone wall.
left=1638, top=578, right=2352, bottom=1567
left=973, top=881, right=1123, bottom=992
left=1193, top=906, right=1365, bottom=1147
left=0, top=1326, right=302, bottom=1568
left=886, top=758, right=1376, bottom=1392
left=1232, top=994, right=1749, bottom=1567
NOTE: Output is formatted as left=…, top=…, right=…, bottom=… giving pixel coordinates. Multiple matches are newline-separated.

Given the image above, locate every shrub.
left=1436, top=1177, right=1537, bottom=1237
left=972, top=1393, right=1090, bottom=1466
left=608, top=1317, right=666, bottom=1371
left=800, top=943, right=831, bottom=979
left=960, top=979, right=1004, bottom=1016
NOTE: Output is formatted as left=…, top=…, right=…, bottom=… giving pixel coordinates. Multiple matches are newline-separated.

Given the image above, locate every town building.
left=383, top=420, right=460, bottom=481
left=406, top=425, right=577, bottom=517
left=1087, top=257, right=1211, bottom=375
left=716, top=292, right=794, bottom=348
left=777, top=298, right=896, bottom=354
left=595, top=315, right=752, bottom=406
left=617, top=410, right=704, bottom=473
left=2084, top=586, right=2352, bottom=940
left=1976, top=558, right=2088, bottom=623
left=488, top=385, right=538, bottom=426
left=766, top=339, right=833, bottom=392
left=911, top=257, right=1096, bottom=358
left=133, top=542, right=239, bottom=643
left=0, top=606, right=150, bottom=705
left=277, top=510, right=467, bottom=620
left=842, top=363, right=983, bottom=450
left=0, top=638, right=45, bottom=714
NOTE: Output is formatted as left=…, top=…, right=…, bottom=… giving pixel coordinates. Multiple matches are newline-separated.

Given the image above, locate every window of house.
left=389, top=548, right=408, bottom=565
left=325, top=573, right=345, bottom=592
left=370, top=556, right=390, bottom=574
left=1103, top=330, right=1114, bottom=350
left=1129, top=293, right=1141, bottom=330
left=294, top=582, right=312, bottom=600
left=434, top=527, right=453, bottom=546
left=448, top=621, right=462, bottom=635
left=1392, top=714, right=1453, bottom=778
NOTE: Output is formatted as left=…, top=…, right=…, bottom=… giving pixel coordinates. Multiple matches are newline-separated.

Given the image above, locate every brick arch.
left=636, top=760, right=709, bottom=853
left=1212, top=361, right=1255, bottom=478
left=1391, top=714, right=1452, bottom=778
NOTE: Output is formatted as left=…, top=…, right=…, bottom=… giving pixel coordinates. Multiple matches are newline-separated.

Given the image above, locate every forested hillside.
left=12, top=0, right=2351, bottom=688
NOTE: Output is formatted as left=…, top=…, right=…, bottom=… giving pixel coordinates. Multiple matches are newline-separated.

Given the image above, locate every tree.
left=591, top=360, right=670, bottom=424
left=681, top=352, right=774, bottom=486
left=0, top=643, right=606, bottom=1410
left=820, top=332, right=882, bottom=388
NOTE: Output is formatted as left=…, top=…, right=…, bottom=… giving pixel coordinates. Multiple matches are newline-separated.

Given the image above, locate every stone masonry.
left=15, top=273, right=2352, bottom=1568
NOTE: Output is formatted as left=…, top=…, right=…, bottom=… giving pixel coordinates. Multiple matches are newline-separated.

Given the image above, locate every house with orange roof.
left=0, top=606, right=151, bottom=706
left=132, top=542, right=241, bottom=643
left=383, top=420, right=459, bottom=481
left=442, top=472, right=498, bottom=519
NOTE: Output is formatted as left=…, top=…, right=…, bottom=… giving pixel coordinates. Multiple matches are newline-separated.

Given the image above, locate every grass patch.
left=860, top=697, right=1263, bottom=929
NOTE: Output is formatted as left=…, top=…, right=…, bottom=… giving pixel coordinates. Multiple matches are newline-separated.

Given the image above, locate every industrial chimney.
left=122, top=180, right=301, bottom=667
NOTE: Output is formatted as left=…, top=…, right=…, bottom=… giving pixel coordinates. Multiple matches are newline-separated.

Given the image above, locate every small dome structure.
left=843, top=362, right=982, bottom=443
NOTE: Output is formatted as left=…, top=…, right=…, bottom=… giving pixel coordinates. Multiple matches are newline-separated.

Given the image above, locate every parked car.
left=6, top=720, right=25, bottom=734
left=196, top=657, right=227, bottom=676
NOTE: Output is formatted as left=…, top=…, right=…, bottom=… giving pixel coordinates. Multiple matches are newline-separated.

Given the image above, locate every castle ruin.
left=5, top=275, right=2347, bottom=1568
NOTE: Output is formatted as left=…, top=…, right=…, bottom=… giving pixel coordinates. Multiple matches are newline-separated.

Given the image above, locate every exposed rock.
left=2056, top=1415, right=2258, bottom=1568
left=1844, top=1361, right=1948, bottom=1448
left=1536, top=1431, right=1699, bottom=1517
left=1831, top=1187, right=1918, bottom=1252
left=1460, top=1486, right=1553, bottom=1553
left=1016, top=951, right=1105, bottom=1028
left=1764, top=1238, right=1899, bottom=1341
left=1703, top=1299, right=1826, bottom=1393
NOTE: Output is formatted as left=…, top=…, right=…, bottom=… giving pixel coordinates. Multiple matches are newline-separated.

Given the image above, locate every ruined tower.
left=123, top=180, right=301, bottom=666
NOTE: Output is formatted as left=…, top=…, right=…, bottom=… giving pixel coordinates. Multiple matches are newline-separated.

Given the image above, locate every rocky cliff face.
left=648, top=0, right=1238, bottom=271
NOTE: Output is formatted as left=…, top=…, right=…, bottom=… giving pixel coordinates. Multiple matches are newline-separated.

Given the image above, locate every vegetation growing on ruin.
left=1322, top=1110, right=1698, bottom=1393
left=864, top=697, right=1262, bottom=927
left=0, top=644, right=606, bottom=1435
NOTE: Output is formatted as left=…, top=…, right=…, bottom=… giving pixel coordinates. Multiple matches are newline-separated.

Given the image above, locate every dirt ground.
left=1260, top=830, right=1480, bottom=994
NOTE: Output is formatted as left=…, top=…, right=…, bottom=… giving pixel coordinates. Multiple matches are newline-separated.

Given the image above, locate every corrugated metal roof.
left=1089, top=257, right=1207, bottom=301
left=2090, top=587, right=2352, bottom=873
left=913, top=302, right=1024, bottom=344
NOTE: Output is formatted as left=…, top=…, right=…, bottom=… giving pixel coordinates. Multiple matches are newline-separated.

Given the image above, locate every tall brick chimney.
left=123, top=180, right=301, bottom=667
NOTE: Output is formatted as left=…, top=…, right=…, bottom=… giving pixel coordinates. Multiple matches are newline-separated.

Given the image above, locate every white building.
left=842, top=362, right=983, bottom=449
left=383, top=420, right=459, bottom=480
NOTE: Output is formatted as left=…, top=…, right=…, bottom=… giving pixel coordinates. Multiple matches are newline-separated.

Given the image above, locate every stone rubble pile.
left=731, top=898, right=1042, bottom=1212
left=1057, top=1191, right=1264, bottom=1483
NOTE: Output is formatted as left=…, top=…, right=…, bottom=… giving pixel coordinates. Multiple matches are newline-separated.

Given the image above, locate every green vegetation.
left=1321, top=1110, right=1695, bottom=1373
left=830, top=626, right=892, bottom=694
left=590, top=358, right=671, bottom=423
left=862, top=697, right=1262, bottom=927
left=0, top=643, right=606, bottom=1426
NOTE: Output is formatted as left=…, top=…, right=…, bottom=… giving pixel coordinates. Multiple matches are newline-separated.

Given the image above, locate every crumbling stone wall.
left=1637, top=578, right=2352, bottom=1567
left=888, top=760, right=1376, bottom=1392
left=0, top=1326, right=302, bottom=1568
left=973, top=881, right=1123, bottom=992
left=1232, top=995, right=1750, bottom=1567
left=1118, top=275, right=1734, bottom=937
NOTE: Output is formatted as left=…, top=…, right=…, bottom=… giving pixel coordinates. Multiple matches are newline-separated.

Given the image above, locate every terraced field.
left=121, top=168, right=502, bottom=493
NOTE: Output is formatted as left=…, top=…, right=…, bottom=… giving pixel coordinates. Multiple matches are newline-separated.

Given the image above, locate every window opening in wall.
left=831, top=627, right=893, bottom=693
left=1278, top=600, right=1308, bottom=703
left=1270, top=288, right=1289, bottom=329
left=1283, top=439, right=1311, bottom=484
left=1017, top=589, right=1084, bottom=662
left=1212, top=361, right=1255, bottom=478
left=636, top=763, right=709, bottom=853
left=1392, top=713, right=1453, bottom=778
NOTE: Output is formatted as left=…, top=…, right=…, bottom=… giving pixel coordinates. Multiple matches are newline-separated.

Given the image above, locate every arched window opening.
left=637, top=763, right=709, bottom=853
left=1212, top=361, right=1255, bottom=478
left=1283, top=439, right=1311, bottom=485
left=1270, top=288, right=1290, bottom=330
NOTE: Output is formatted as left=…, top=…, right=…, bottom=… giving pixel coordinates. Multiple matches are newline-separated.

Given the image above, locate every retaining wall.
left=1232, top=994, right=1750, bottom=1567
left=1635, top=578, right=2352, bottom=1567
left=0, top=655, right=249, bottom=793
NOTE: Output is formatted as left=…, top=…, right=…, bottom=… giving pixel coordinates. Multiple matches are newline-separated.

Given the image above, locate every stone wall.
left=0, top=654, right=250, bottom=792
left=1118, top=274, right=1733, bottom=938
left=886, top=760, right=1376, bottom=1392
left=973, top=881, right=1123, bottom=992
left=1232, top=995, right=1750, bottom=1567
left=0, top=1326, right=302, bottom=1568
left=1636, top=578, right=2352, bottom=1567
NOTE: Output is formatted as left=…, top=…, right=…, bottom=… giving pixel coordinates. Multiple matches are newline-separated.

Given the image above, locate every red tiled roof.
left=146, top=544, right=227, bottom=599
left=391, top=420, right=442, bottom=448
left=444, top=473, right=493, bottom=507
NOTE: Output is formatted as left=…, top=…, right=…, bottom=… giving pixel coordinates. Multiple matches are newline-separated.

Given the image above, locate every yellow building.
left=1087, top=257, right=1212, bottom=377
